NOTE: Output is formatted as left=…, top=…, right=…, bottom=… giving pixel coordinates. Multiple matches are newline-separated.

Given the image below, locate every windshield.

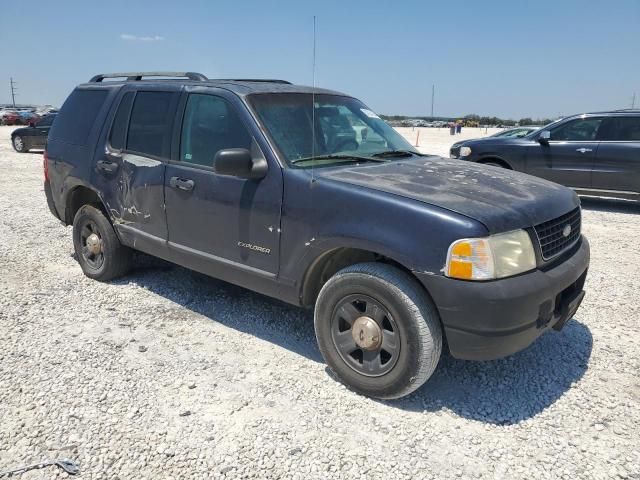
left=249, top=93, right=418, bottom=167
left=492, top=127, right=538, bottom=138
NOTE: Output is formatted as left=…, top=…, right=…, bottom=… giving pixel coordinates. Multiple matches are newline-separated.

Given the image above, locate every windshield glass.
left=492, top=127, right=537, bottom=138
left=249, top=93, right=418, bottom=167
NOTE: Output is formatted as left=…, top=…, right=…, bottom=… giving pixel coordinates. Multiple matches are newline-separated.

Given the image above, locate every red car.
left=1, top=110, right=21, bottom=126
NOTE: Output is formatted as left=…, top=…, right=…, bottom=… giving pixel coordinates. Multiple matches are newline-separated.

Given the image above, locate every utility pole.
left=10, top=77, right=17, bottom=107
left=430, top=84, right=434, bottom=119
left=632, top=92, right=636, bottom=109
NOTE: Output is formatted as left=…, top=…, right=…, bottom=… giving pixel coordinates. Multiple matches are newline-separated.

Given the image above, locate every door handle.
left=575, top=148, right=593, bottom=153
left=96, top=159, right=118, bottom=173
left=169, top=176, right=195, bottom=191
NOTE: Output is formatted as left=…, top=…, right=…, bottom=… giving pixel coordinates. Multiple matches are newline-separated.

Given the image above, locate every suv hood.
left=317, top=157, right=579, bottom=233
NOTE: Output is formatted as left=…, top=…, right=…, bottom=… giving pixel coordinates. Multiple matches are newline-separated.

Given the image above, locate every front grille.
left=534, top=207, right=581, bottom=260
left=450, top=146, right=460, bottom=158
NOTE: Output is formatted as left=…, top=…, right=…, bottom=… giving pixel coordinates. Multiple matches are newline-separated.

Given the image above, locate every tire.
left=314, top=263, right=442, bottom=399
left=12, top=135, right=27, bottom=153
left=482, top=161, right=506, bottom=168
left=72, top=204, right=132, bottom=281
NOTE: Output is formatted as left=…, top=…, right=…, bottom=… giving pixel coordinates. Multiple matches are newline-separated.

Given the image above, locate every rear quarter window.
left=49, top=89, right=108, bottom=145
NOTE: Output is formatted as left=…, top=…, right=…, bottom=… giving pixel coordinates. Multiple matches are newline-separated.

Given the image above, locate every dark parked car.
left=11, top=114, right=57, bottom=152
left=44, top=72, right=589, bottom=399
left=451, top=111, right=640, bottom=201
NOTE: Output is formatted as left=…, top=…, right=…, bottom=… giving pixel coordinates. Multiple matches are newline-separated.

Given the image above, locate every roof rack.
left=613, top=108, right=640, bottom=112
left=89, top=71, right=208, bottom=83
left=216, top=79, right=292, bottom=84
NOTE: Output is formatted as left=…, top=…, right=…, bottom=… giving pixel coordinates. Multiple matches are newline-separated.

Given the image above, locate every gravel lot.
left=1, top=125, right=639, bottom=479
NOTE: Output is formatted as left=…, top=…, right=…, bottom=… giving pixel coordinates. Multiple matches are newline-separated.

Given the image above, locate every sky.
left=1, top=0, right=639, bottom=119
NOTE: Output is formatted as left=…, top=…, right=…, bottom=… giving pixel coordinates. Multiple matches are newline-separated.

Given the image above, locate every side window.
left=109, top=92, right=134, bottom=150
left=37, top=115, right=54, bottom=127
left=613, top=117, right=640, bottom=141
left=48, top=89, right=108, bottom=145
left=126, top=91, right=174, bottom=158
left=180, top=94, right=252, bottom=166
left=550, top=118, right=603, bottom=141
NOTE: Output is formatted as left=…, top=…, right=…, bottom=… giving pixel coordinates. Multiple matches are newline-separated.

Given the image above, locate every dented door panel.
left=91, top=87, right=179, bottom=245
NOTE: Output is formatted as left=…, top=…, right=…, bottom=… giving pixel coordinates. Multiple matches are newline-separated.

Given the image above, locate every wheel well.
left=65, top=187, right=104, bottom=225
left=477, top=157, right=512, bottom=169
left=300, top=248, right=415, bottom=307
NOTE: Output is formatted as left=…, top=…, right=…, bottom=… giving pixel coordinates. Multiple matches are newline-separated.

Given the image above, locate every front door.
left=33, top=115, right=54, bottom=148
left=526, top=117, right=603, bottom=188
left=164, top=91, right=282, bottom=275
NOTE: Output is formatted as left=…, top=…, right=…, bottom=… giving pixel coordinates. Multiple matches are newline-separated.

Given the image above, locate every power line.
left=10, top=77, right=17, bottom=108
left=430, top=84, right=434, bottom=119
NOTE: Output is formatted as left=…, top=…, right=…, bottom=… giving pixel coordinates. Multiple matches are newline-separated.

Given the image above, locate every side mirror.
left=538, top=130, right=551, bottom=144
left=213, top=148, right=268, bottom=179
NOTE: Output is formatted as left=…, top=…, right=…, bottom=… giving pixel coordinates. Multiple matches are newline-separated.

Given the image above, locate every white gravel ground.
left=0, top=125, right=639, bottom=479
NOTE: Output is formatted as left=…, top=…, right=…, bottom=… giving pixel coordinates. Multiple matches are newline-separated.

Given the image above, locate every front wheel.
left=314, top=263, right=442, bottom=399
left=482, top=161, right=506, bottom=168
left=12, top=135, right=27, bottom=153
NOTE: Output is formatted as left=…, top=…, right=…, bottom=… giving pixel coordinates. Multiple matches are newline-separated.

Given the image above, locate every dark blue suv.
left=44, top=72, right=590, bottom=399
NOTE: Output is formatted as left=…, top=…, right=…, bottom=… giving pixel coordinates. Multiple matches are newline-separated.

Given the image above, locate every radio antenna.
left=311, top=15, right=317, bottom=184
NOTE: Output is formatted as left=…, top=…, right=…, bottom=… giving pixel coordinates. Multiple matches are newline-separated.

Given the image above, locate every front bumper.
left=416, top=236, right=590, bottom=360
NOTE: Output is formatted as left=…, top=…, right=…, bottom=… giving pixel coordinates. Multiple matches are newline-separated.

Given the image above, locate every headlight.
left=459, top=146, right=472, bottom=157
left=445, top=230, right=536, bottom=280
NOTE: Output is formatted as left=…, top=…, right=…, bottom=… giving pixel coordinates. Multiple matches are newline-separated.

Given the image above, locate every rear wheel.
left=12, top=135, right=27, bottom=153
left=72, top=205, right=132, bottom=281
left=314, top=263, right=442, bottom=399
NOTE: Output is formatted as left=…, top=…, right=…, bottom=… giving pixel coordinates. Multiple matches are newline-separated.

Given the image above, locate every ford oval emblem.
left=562, top=224, right=572, bottom=237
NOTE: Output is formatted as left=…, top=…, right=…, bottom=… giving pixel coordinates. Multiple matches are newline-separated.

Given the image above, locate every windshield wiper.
left=371, top=149, right=423, bottom=158
left=291, top=154, right=389, bottom=165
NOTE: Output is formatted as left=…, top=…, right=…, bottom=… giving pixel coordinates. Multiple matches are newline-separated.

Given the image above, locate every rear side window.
left=126, top=91, right=174, bottom=158
left=109, top=92, right=134, bottom=150
left=599, top=117, right=640, bottom=141
left=49, top=89, right=108, bottom=145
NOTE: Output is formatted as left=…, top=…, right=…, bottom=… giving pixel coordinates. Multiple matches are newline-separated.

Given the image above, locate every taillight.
left=43, top=151, right=49, bottom=182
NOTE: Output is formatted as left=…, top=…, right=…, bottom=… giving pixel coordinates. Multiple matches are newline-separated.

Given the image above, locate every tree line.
left=381, top=114, right=558, bottom=126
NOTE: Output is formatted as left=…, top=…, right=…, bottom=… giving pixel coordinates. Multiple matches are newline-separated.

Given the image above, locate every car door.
left=591, top=116, right=640, bottom=194
left=526, top=117, right=603, bottom=188
left=92, top=88, right=179, bottom=246
left=33, top=115, right=54, bottom=148
left=164, top=90, right=282, bottom=275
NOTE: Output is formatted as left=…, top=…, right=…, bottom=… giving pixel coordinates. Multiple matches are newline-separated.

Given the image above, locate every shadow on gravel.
left=113, top=254, right=322, bottom=362
left=386, top=319, right=593, bottom=425
left=115, top=254, right=592, bottom=426
left=579, top=197, right=639, bottom=214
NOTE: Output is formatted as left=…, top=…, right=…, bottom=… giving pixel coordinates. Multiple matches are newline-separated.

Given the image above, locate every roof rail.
left=216, top=79, right=292, bottom=84
left=89, top=71, right=208, bottom=83
left=613, top=108, right=640, bottom=112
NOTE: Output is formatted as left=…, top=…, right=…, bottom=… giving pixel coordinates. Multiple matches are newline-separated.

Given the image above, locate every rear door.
left=93, top=87, right=179, bottom=243
left=164, top=89, right=282, bottom=275
left=526, top=117, right=603, bottom=187
left=592, top=116, right=640, bottom=194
